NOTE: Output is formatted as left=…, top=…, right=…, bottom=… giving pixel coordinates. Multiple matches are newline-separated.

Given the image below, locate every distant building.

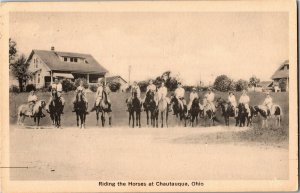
left=253, top=81, right=273, bottom=92
left=99, top=75, right=128, bottom=92
left=271, top=60, right=289, bottom=92
left=26, top=47, right=108, bottom=88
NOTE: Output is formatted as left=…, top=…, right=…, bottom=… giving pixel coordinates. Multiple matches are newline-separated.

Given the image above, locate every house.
left=99, top=75, right=128, bottom=91
left=27, top=47, right=108, bottom=88
left=271, top=60, right=289, bottom=92
left=255, top=81, right=273, bottom=92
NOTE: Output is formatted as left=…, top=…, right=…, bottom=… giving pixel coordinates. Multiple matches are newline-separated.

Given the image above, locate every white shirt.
left=131, top=85, right=141, bottom=98
left=175, top=87, right=185, bottom=98
left=52, top=83, right=62, bottom=92
left=228, top=95, right=237, bottom=106
left=146, top=84, right=157, bottom=92
left=28, top=94, right=38, bottom=102
left=158, top=86, right=168, bottom=98
left=96, top=86, right=103, bottom=97
left=263, top=96, right=273, bottom=107
left=189, top=92, right=199, bottom=102
left=239, top=94, right=250, bottom=104
left=205, top=92, right=215, bottom=102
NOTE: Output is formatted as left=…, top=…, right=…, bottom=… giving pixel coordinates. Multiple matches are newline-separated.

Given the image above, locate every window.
left=64, top=57, right=67, bottom=62
left=37, top=74, right=40, bottom=84
left=70, top=58, right=74, bottom=62
left=74, top=58, right=78, bottom=62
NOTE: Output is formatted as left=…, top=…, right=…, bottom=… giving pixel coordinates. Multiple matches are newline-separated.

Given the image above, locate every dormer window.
left=70, top=58, right=74, bottom=62
left=64, top=57, right=67, bottom=62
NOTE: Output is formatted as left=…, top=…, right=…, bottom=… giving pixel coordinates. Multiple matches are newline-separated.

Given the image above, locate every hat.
left=178, top=82, right=182, bottom=85
left=192, top=87, right=196, bottom=91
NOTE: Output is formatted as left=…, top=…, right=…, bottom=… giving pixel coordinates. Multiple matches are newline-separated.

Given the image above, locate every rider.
left=187, top=87, right=199, bottom=113
left=146, top=79, right=157, bottom=94
left=90, top=81, right=111, bottom=112
left=46, top=78, right=65, bottom=114
left=204, top=87, right=216, bottom=113
left=228, top=91, right=237, bottom=117
left=27, top=90, right=38, bottom=117
left=174, top=82, right=186, bottom=111
left=72, top=80, right=89, bottom=114
left=239, top=89, right=251, bottom=117
left=262, top=92, right=273, bottom=116
left=157, top=81, right=170, bottom=105
left=130, top=81, right=141, bottom=102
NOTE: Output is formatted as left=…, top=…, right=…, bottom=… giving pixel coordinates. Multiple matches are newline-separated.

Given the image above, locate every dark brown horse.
left=216, top=98, right=237, bottom=126
left=188, top=98, right=201, bottom=127
left=48, top=90, right=63, bottom=128
left=170, top=96, right=187, bottom=126
left=74, top=91, right=87, bottom=128
left=143, top=90, right=159, bottom=127
left=126, top=92, right=142, bottom=128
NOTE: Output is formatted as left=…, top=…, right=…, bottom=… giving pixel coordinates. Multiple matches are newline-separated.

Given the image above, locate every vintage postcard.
left=0, top=0, right=298, bottom=192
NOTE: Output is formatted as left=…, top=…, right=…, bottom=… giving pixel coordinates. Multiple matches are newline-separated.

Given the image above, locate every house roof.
left=258, top=81, right=273, bottom=88
left=271, top=60, right=289, bottom=79
left=100, top=76, right=127, bottom=83
left=28, top=50, right=108, bottom=74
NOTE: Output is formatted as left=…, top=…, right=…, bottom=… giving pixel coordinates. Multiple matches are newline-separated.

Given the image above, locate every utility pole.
left=128, top=65, right=131, bottom=84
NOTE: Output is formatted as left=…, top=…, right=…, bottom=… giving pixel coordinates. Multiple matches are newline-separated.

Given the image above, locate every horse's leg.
left=138, top=112, right=141, bottom=128
left=129, top=112, right=131, bottom=127
left=37, top=117, right=40, bottom=128
left=76, top=112, right=79, bottom=127
left=101, top=113, right=105, bottom=127
left=96, top=110, right=99, bottom=126
left=136, top=112, right=139, bottom=127
left=132, top=112, right=135, bottom=128
left=161, top=112, right=164, bottom=128
left=146, top=111, right=149, bottom=126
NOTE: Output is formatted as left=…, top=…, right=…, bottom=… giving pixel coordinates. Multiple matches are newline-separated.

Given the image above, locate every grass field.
left=9, top=90, right=289, bottom=146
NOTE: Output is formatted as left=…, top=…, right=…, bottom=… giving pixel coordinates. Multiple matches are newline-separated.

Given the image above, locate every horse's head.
left=52, top=89, right=58, bottom=98
left=76, top=91, right=84, bottom=102
left=40, top=100, right=46, bottom=108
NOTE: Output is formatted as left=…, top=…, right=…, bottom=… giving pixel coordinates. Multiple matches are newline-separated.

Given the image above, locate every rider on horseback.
left=90, top=81, right=112, bottom=112
left=131, top=81, right=141, bottom=101
left=145, top=79, right=158, bottom=105
left=187, top=87, right=199, bottom=113
left=204, top=87, right=216, bottom=112
left=157, top=81, right=170, bottom=105
left=27, top=90, right=38, bottom=117
left=46, top=78, right=65, bottom=114
left=174, top=82, right=186, bottom=112
left=262, top=92, right=273, bottom=116
left=72, top=80, right=89, bottom=114
left=228, top=91, right=237, bottom=117
left=239, top=89, right=251, bottom=117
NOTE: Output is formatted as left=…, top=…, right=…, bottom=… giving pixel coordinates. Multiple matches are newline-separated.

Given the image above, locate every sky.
left=9, top=12, right=288, bottom=85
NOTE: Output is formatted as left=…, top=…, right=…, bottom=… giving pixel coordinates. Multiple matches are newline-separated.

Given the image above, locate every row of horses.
left=127, top=90, right=282, bottom=128
left=17, top=90, right=282, bottom=129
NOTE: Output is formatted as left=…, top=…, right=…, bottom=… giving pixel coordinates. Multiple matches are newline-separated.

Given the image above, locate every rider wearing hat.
left=131, top=81, right=141, bottom=101
left=90, top=80, right=111, bottom=112
left=204, top=87, right=216, bottom=112
left=239, top=89, right=251, bottom=116
left=146, top=79, right=157, bottom=94
left=72, top=80, right=89, bottom=114
left=174, top=82, right=186, bottom=110
left=157, top=81, right=170, bottom=105
left=46, top=78, right=65, bottom=114
left=27, top=90, right=38, bottom=117
left=187, top=87, right=199, bottom=112
left=262, top=92, right=273, bottom=116
left=228, top=91, right=237, bottom=117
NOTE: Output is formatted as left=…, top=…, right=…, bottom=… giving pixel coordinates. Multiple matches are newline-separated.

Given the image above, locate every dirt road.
left=10, top=125, right=288, bottom=181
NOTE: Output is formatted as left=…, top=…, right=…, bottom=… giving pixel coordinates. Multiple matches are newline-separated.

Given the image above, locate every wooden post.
left=87, top=74, right=90, bottom=84
left=50, top=71, right=53, bottom=85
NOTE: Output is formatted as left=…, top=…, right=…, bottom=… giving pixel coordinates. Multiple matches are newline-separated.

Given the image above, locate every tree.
left=249, top=76, right=260, bottom=92
left=278, top=79, right=287, bottom=92
left=10, top=54, right=30, bottom=92
left=235, top=79, right=249, bottom=91
left=9, top=38, right=17, bottom=65
left=213, top=75, right=234, bottom=92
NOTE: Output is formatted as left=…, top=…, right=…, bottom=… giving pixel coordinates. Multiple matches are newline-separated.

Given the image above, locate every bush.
left=25, top=84, right=36, bottom=92
left=108, top=81, right=121, bottom=92
left=89, top=84, right=98, bottom=92
left=74, top=78, right=89, bottom=89
left=183, top=85, right=193, bottom=92
left=235, top=79, right=249, bottom=91
left=62, top=79, right=76, bottom=92
left=9, top=85, right=20, bottom=93
left=213, top=75, right=234, bottom=92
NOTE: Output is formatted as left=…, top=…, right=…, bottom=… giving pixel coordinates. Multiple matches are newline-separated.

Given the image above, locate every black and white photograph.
left=1, top=1, right=298, bottom=192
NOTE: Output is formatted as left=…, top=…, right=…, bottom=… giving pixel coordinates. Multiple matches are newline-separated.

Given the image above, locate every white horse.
left=253, top=104, right=282, bottom=128
left=17, top=100, right=46, bottom=128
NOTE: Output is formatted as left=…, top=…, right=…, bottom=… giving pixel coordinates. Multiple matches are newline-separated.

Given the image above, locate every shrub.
left=89, top=84, right=98, bottom=92
left=9, top=85, right=20, bottom=93
left=183, top=86, right=193, bottom=92
left=235, top=79, right=249, bottom=91
left=25, top=84, right=36, bottom=92
left=62, top=79, right=76, bottom=92
left=213, top=75, right=234, bottom=92
left=74, top=78, right=89, bottom=89
left=108, top=81, right=121, bottom=92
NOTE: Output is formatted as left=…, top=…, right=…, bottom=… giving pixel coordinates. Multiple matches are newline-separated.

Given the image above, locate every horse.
left=253, top=105, right=282, bottom=128
left=95, top=90, right=112, bottom=127
left=48, top=90, right=63, bottom=128
left=170, top=96, right=187, bottom=125
left=126, top=92, right=142, bottom=128
left=17, top=100, right=46, bottom=128
left=73, top=91, right=87, bottom=128
left=199, top=99, right=217, bottom=127
left=188, top=98, right=201, bottom=127
left=236, top=103, right=255, bottom=127
left=216, top=98, right=237, bottom=126
left=143, top=91, right=159, bottom=127
left=157, top=97, right=169, bottom=128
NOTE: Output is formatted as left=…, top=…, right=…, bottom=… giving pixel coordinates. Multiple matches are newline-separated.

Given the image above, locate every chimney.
left=51, top=46, right=55, bottom=51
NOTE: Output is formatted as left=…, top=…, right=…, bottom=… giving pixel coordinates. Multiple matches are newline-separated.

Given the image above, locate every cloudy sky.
left=10, top=12, right=288, bottom=85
